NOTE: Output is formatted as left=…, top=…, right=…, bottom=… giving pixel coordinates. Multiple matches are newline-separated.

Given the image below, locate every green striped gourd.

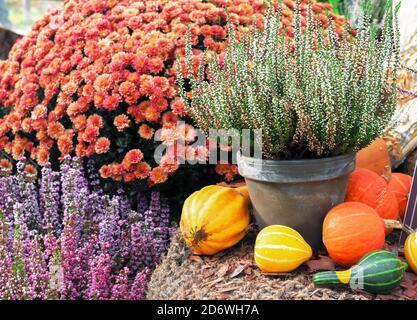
left=313, top=250, right=408, bottom=294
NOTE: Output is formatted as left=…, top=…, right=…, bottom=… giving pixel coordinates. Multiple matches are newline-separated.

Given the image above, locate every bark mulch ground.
left=148, top=228, right=417, bottom=300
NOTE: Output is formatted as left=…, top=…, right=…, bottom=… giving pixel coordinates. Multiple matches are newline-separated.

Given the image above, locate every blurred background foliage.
left=318, top=0, right=387, bottom=28
left=1, top=0, right=62, bottom=34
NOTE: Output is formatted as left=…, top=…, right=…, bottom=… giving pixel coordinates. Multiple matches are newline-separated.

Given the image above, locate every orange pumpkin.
left=388, top=173, right=412, bottom=219
left=345, top=168, right=399, bottom=234
left=323, top=202, right=386, bottom=266
left=180, top=185, right=250, bottom=255
left=356, top=138, right=391, bottom=176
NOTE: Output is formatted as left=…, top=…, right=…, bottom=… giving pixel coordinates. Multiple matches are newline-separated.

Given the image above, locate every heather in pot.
left=178, top=2, right=400, bottom=248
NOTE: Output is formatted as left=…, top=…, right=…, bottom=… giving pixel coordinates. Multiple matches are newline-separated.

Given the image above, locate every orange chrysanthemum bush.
left=0, top=0, right=348, bottom=196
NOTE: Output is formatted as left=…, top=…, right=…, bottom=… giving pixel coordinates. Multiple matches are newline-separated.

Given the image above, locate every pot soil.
left=237, top=153, right=356, bottom=249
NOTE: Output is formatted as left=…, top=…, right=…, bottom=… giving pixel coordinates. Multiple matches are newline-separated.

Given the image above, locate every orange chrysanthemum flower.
left=24, top=164, right=38, bottom=178
left=95, top=137, right=111, bottom=154
left=178, top=123, right=197, bottom=143
left=47, top=122, right=65, bottom=140
left=123, top=149, right=144, bottom=166
left=0, top=158, right=13, bottom=175
left=82, top=125, right=100, bottom=143
left=123, top=172, right=136, bottom=183
left=31, top=104, right=47, bottom=120
left=161, top=111, right=178, bottom=128
left=149, top=166, right=168, bottom=184
left=99, top=164, right=112, bottom=179
left=113, top=114, right=131, bottom=132
left=36, top=148, right=50, bottom=166
left=87, top=114, right=104, bottom=128
left=170, top=97, right=187, bottom=116
left=57, top=136, right=73, bottom=156
left=144, top=104, right=160, bottom=123
left=160, top=155, right=180, bottom=174
left=75, top=142, right=87, bottom=158
left=73, top=115, right=87, bottom=131
left=93, top=74, right=113, bottom=92
left=133, top=162, right=151, bottom=179
left=138, top=124, right=154, bottom=140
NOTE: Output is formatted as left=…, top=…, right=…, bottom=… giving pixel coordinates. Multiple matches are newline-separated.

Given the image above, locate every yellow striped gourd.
left=405, top=231, right=417, bottom=274
left=254, top=225, right=313, bottom=273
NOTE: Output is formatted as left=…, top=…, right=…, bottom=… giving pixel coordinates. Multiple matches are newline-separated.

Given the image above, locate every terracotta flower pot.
left=237, top=152, right=356, bottom=249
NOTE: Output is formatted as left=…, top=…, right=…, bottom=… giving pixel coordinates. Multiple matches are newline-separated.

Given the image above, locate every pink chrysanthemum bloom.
left=113, top=114, right=131, bottom=132
left=138, top=124, right=154, bottom=140
left=95, top=137, right=111, bottom=154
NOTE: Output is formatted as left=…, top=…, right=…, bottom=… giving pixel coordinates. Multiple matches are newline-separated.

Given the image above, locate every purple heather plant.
left=40, top=164, right=61, bottom=234
left=0, top=158, right=172, bottom=300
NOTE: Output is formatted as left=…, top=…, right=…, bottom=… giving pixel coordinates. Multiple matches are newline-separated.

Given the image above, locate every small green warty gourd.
left=313, top=250, right=408, bottom=294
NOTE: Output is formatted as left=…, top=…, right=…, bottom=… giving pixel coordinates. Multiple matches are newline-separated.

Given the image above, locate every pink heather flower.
left=129, top=269, right=148, bottom=300
left=87, top=250, right=112, bottom=300
left=110, top=267, right=130, bottom=300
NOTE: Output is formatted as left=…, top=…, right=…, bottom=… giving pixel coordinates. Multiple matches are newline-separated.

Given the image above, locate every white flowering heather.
left=178, top=2, right=400, bottom=159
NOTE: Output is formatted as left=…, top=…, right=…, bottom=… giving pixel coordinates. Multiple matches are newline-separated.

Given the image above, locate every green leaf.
left=328, top=0, right=341, bottom=14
